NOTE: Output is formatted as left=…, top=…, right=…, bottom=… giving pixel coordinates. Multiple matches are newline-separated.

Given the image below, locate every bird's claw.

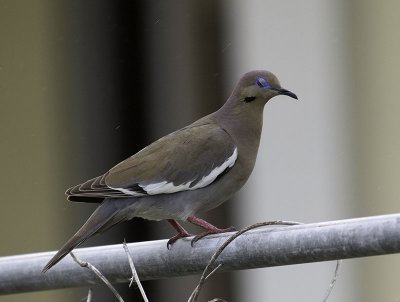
left=167, top=232, right=192, bottom=249
left=191, top=226, right=236, bottom=247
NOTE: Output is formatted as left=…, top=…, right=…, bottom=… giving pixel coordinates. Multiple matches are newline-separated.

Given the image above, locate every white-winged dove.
left=42, top=70, right=297, bottom=272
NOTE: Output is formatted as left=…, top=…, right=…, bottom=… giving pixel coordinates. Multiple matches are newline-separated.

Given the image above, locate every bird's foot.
left=187, top=216, right=236, bottom=246
left=167, top=232, right=192, bottom=248
left=166, top=219, right=192, bottom=249
left=191, top=226, right=236, bottom=246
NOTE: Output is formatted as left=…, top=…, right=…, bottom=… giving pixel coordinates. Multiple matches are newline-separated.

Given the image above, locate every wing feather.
left=66, top=121, right=237, bottom=202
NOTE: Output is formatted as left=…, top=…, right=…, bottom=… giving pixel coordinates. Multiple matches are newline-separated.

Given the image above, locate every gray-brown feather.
left=66, top=117, right=236, bottom=200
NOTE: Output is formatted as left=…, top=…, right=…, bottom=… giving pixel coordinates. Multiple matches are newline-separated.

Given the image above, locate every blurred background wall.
left=0, top=0, right=399, bottom=301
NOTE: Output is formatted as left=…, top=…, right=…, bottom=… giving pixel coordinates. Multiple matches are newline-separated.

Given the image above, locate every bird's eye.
left=256, top=77, right=270, bottom=89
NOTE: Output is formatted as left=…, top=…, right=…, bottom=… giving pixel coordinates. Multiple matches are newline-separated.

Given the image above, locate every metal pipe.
left=1, top=213, right=399, bottom=295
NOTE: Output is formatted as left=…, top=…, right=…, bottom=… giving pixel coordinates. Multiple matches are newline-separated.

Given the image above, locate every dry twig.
left=188, top=220, right=342, bottom=302
left=85, top=288, right=93, bottom=302
left=188, top=221, right=300, bottom=302
left=123, top=240, right=149, bottom=302
left=321, top=259, right=342, bottom=302
left=70, top=252, right=124, bottom=302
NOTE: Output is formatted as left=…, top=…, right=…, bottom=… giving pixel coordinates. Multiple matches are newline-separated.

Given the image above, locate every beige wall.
left=351, top=1, right=400, bottom=301
left=0, top=1, right=78, bottom=301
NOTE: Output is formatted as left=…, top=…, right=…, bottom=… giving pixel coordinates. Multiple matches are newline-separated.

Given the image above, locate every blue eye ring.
left=256, top=77, right=270, bottom=89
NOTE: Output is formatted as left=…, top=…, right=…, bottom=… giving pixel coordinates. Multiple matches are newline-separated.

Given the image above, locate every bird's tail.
left=42, top=200, right=124, bottom=273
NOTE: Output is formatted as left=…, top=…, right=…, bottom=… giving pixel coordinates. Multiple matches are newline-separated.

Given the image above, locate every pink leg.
left=187, top=216, right=236, bottom=245
left=166, top=219, right=192, bottom=248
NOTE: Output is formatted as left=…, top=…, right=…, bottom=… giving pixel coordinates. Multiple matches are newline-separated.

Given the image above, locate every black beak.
left=274, top=88, right=298, bottom=100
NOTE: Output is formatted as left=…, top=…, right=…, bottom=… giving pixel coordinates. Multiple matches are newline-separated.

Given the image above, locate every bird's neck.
left=214, top=97, right=265, bottom=167
left=216, top=96, right=264, bottom=136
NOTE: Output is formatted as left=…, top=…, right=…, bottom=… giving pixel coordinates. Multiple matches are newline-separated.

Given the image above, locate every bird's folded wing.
left=66, top=123, right=237, bottom=199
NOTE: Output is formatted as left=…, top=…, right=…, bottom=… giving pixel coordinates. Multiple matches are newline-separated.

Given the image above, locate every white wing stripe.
left=142, top=147, right=238, bottom=195
left=189, top=147, right=237, bottom=190
left=109, top=187, right=146, bottom=196
left=143, top=181, right=188, bottom=195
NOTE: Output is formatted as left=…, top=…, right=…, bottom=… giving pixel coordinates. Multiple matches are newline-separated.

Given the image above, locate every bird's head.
left=234, top=70, right=297, bottom=104
left=217, top=70, right=298, bottom=123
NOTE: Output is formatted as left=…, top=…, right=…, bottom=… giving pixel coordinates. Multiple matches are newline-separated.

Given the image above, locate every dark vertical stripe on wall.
left=55, top=1, right=152, bottom=301
left=110, top=2, right=154, bottom=301
left=113, top=2, right=148, bottom=157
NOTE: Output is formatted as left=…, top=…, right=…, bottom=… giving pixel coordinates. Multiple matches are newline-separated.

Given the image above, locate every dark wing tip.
left=67, top=195, right=104, bottom=203
left=65, top=173, right=128, bottom=202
